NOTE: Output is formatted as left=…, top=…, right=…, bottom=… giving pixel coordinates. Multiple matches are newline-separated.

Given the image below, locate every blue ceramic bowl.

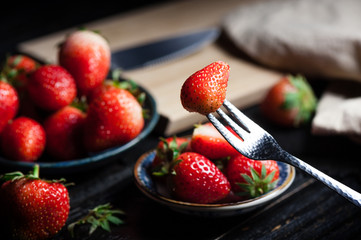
left=134, top=151, right=296, bottom=217
left=0, top=83, right=159, bottom=175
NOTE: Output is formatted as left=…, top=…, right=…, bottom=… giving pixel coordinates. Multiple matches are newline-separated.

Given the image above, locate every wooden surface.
left=18, top=0, right=282, bottom=136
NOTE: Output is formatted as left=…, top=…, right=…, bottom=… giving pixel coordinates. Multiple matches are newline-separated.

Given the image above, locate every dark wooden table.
left=42, top=103, right=361, bottom=240
left=1, top=1, right=361, bottom=239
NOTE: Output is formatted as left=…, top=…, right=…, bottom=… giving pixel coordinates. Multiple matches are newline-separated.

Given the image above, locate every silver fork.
left=207, top=99, right=361, bottom=208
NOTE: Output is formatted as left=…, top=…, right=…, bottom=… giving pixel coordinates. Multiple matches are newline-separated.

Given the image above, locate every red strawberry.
left=1, top=55, right=41, bottom=120
left=87, top=79, right=119, bottom=103
left=180, top=61, right=230, bottom=115
left=170, top=152, right=231, bottom=204
left=0, top=80, right=19, bottom=133
left=83, top=87, right=144, bottom=153
left=151, top=136, right=190, bottom=175
left=43, top=105, right=86, bottom=161
left=0, top=117, right=46, bottom=162
left=226, top=154, right=280, bottom=198
left=5, top=54, right=39, bottom=91
left=260, top=75, right=317, bottom=127
left=58, top=29, right=111, bottom=97
left=190, top=122, right=240, bottom=160
left=0, top=164, right=70, bottom=240
left=27, top=64, right=77, bottom=111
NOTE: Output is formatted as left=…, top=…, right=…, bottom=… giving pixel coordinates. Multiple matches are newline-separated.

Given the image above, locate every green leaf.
left=67, top=203, right=125, bottom=237
left=100, top=220, right=111, bottom=232
left=261, top=164, right=267, bottom=179
left=264, top=170, right=276, bottom=183
left=89, top=222, right=98, bottom=235
left=282, top=92, right=299, bottom=110
left=284, top=74, right=318, bottom=126
left=107, top=215, right=124, bottom=225
left=241, top=174, right=254, bottom=185
left=236, top=163, right=280, bottom=198
left=250, top=167, right=260, bottom=182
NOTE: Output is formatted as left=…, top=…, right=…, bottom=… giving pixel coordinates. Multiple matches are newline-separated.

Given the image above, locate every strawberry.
left=226, top=154, right=280, bottom=198
left=0, top=80, right=19, bottom=133
left=0, top=117, right=46, bottom=162
left=260, top=75, right=317, bottom=127
left=83, top=87, right=144, bottom=153
left=6, top=54, right=38, bottom=72
left=88, top=74, right=146, bottom=105
left=170, top=152, right=231, bottom=204
left=43, top=105, right=86, bottom=161
left=180, top=61, right=230, bottom=115
left=58, top=29, right=111, bottom=97
left=151, top=136, right=190, bottom=176
left=0, top=164, right=70, bottom=240
left=4, top=54, right=39, bottom=92
left=27, top=64, right=77, bottom=111
left=190, top=122, right=240, bottom=160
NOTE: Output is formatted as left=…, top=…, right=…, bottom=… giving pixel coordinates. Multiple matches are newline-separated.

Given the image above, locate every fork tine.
left=207, top=113, right=245, bottom=155
left=223, top=99, right=255, bottom=132
left=215, top=108, right=248, bottom=141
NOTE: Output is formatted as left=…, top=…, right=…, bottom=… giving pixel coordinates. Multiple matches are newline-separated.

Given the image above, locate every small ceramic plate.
left=0, top=83, right=159, bottom=175
left=134, top=151, right=296, bottom=217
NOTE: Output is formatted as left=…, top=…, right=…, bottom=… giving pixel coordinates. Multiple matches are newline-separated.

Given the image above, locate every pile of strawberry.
left=150, top=123, right=280, bottom=204
left=0, top=29, right=146, bottom=162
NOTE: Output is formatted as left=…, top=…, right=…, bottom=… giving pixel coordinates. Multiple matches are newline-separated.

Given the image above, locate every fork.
left=207, top=99, right=361, bottom=208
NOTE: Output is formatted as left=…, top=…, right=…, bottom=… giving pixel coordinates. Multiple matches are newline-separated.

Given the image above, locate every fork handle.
left=283, top=152, right=361, bottom=207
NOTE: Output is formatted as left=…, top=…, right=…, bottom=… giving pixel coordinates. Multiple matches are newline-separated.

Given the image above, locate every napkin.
left=221, top=0, right=361, bottom=82
left=221, top=0, right=361, bottom=138
left=311, top=81, right=361, bottom=138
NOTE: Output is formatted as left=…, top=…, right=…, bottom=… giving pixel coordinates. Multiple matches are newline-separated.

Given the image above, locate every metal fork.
left=207, top=99, right=361, bottom=208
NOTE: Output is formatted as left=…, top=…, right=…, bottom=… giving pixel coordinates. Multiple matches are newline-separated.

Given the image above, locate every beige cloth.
left=311, top=81, right=361, bottom=137
left=222, top=0, right=361, bottom=137
left=222, top=0, right=361, bottom=82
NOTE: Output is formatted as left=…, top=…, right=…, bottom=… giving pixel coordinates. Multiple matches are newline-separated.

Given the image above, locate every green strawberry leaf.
left=282, top=75, right=318, bottom=126
left=68, top=203, right=125, bottom=238
left=241, top=173, right=254, bottom=185
left=236, top=165, right=279, bottom=198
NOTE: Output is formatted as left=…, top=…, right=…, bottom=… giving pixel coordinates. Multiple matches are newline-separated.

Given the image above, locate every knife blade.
left=110, top=28, right=220, bottom=71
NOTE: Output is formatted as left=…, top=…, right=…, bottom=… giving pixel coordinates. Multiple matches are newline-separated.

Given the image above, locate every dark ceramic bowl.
left=134, top=150, right=296, bottom=217
left=0, top=83, right=159, bottom=175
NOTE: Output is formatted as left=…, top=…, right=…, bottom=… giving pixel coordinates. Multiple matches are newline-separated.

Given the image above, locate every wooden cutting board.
left=17, top=0, right=282, bottom=136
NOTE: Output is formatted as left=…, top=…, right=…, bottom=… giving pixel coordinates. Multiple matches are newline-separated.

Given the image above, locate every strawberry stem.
left=33, top=164, right=40, bottom=178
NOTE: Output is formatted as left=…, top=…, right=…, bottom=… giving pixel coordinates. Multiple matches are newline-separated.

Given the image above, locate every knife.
left=110, top=28, right=220, bottom=71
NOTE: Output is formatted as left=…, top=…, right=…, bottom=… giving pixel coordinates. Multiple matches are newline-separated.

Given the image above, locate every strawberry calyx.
left=282, top=75, right=317, bottom=126
left=111, top=69, right=146, bottom=105
left=71, top=96, right=88, bottom=112
left=0, top=54, right=39, bottom=88
left=67, top=203, right=125, bottom=237
left=0, top=164, right=67, bottom=184
left=151, top=136, right=189, bottom=176
left=236, top=164, right=279, bottom=198
left=0, top=164, right=40, bottom=182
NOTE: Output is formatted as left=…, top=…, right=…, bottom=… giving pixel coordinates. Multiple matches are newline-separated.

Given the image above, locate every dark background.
left=0, top=1, right=172, bottom=58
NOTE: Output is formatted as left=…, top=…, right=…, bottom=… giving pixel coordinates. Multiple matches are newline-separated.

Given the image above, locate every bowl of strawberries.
left=135, top=61, right=296, bottom=217
left=134, top=123, right=295, bottom=217
left=0, top=29, right=159, bottom=174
